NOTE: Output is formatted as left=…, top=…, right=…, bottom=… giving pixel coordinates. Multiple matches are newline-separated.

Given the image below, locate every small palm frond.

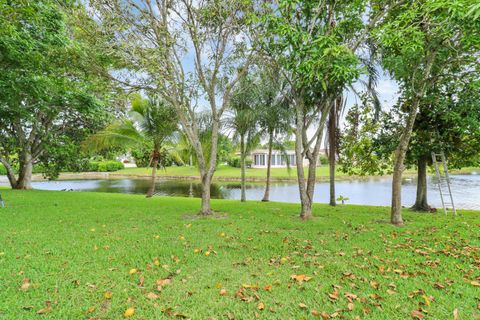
left=130, top=93, right=148, bottom=117
left=82, top=120, right=144, bottom=152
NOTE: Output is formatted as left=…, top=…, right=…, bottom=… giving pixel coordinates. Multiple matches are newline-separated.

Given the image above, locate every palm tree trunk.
left=240, top=133, right=246, bottom=202
left=328, top=102, right=336, bottom=206
left=146, top=145, right=160, bottom=198
left=262, top=131, right=274, bottom=202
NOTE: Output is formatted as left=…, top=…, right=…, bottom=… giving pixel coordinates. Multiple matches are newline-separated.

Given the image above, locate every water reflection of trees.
left=153, top=181, right=226, bottom=199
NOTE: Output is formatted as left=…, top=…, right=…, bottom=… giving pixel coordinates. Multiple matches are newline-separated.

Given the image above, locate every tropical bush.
left=131, top=141, right=182, bottom=168
left=227, top=156, right=252, bottom=168
left=0, top=163, right=47, bottom=175
left=319, top=155, right=329, bottom=166
left=89, top=160, right=124, bottom=172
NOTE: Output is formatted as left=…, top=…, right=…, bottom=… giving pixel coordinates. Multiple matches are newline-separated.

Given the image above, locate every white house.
left=250, top=149, right=302, bottom=168
left=250, top=148, right=327, bottom=168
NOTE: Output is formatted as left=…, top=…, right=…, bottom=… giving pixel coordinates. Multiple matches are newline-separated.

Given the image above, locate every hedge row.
left=0, top=160, right=124, bottom=175
left=87, top=160, right=125, bottom=172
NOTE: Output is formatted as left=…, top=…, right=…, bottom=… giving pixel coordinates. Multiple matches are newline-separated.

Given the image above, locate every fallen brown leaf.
left=20, top=278, right=31, bottom=291
left=157, top=278, right=172, bottom=291
left=453, top=308, right=459, bottom=320
left=37, top=301, right=52, bottom=314
left=411, top=310, right=424, bottom=319
left=433, top=283, right=445, bottom=289
left=146, top=292, right=159, bottom=300
left=328, top=290, right=339, bottom=300
left=290, top=274, right=312, bottom=283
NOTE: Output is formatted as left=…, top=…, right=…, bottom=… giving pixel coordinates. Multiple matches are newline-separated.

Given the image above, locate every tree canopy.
left=0, top=0, right=113, bottom=188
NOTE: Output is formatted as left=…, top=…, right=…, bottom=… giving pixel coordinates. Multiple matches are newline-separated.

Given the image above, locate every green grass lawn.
left=111, top=165, right=480, bottom=181
left=114, top=165, right=343, bottom=180
left=0, top=190, right=479, bottom=319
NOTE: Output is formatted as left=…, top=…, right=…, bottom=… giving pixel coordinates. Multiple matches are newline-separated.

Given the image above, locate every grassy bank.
left=0, top=190, right=479, bottom=319
left=25, top=165, right=479, bottom=183
left=112, top=165, right=479, bottom=182
left=113, top=164, right=336, bottom=180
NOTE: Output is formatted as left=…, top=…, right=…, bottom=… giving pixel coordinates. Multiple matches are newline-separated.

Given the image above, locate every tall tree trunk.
left=411, top=155, right=430, bottom=211
left=198, top=118, right=220, bottom=215
left=200, top=172, right=212, bottom=214
left=262, top=130, right=274, bottom=202
left=328, top=101, right=336, bottom=206
left=146, top=144, right=160, bottom=198
left=294, top=97, right=312, bottom=219
left=390, top=52, right=436, bottom=225
left=14, top=152, right=33, bottom=190
left=391, top=107, right=418, bottom=225
left=304, top=156, right=318, bottom=218
left=240, top=134, right=246, bottom=202
left=294, top=94, right=332, bottom=220
left=304, top=109, right=329, bottom=219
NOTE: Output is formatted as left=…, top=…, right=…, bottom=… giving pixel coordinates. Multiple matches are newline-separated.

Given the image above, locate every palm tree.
left=325, top=95, right=345, bottom=206
left=228, top=76, right=262, bottom=202
left=325, top=38, right=381, bottom=206
left=257, top=70, right=293, bottom=202
left=83, top=94, right=178, bottom=197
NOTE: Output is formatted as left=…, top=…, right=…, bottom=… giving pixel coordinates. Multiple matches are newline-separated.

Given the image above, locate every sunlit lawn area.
left=0, top=190, right=479, bottom=319
left=110, top=165, right=480, bottom=181
left=114, top=165, right=345, bottom=180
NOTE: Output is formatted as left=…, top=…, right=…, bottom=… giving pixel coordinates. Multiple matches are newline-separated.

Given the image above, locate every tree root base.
left=410, top=204, right=433, bottom=212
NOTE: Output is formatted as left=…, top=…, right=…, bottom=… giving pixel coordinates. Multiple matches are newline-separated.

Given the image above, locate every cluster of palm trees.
left=227, top=69, right=292, bottom=202
left=83, top=67, right=297, bottom=202
left=83, top=68, right=378, bottom=207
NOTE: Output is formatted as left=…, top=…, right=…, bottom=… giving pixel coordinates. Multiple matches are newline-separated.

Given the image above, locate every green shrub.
left=97, top=160, right=124, bottom=172
left=88, top=161, right=100, bottom=172
left=0, top=163, right=42, bottom=175
left=246, top=157, right=253, bottom=168
left=97, top=162, right=107, bottom=172
left=319, top=155, right=329, bottom=166
left=32, top=164, right=46, bottom=174
left=86, top=160, right=123, bottom=172
left=0, top=160, right=124, bottom=175
left=228, top=156, right=240, bottom=168
left=227, top=156, right=252, bottom=168
left=131, top=142, right=152, bottom=167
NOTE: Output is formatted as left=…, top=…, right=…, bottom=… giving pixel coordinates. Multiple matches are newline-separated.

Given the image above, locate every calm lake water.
left=27, top=174, right=480, bottom=209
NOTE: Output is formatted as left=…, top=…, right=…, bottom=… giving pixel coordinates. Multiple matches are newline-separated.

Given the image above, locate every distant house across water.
left=250, top=149, right=327, bottom=168
left=117, top=153, right=137, bottom=168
